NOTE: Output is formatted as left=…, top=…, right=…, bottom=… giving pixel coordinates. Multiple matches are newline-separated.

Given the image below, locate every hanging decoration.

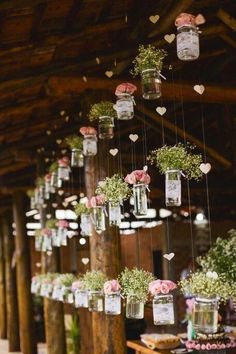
left=49, top=161, right=58, bottom=190
left=86, top=195, right=106, bottom=234
left=89, top=101, right=117, bottom=139
left=65, top=135, right=84, bottom=168
left=103, top=280, right=121, bottom=315
left=72, top=280, right=89, bottom=308
left=148, top=143, right=203, bottom=207
left=175, top=13, right=205, bottom=61
left=114, top=83, right=137, bottom=120
left=131, top=45, right=167, bottom=100
left=193, top=84, right=205, bottom=95
left=57, top=219, right=69, bottom=246
left=149, top=14, right=160, bottom=24
left=57, top=157, right=71, bottom=187
left=125, top=169, right=150, bottom=216
left=27, top=189, right=36, bottom=209
left=80, top=126, right=98, bottom=156
left=83, top=270, right=107, bottom=312
left=74, top=202, right=93, bottom=236
left=44, top=173, right=52, bottom=199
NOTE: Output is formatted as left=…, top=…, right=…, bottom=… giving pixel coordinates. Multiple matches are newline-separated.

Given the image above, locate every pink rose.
left=125, top=173, right=136, bottom=185
left=95, top=195, right=105, bottom=206
left=211, top=344, right=217, bottom=350
left=149, top=280, right=162, bottom=295
left=160, top=282, right=170, bottom=294
left=115, top=83, right=137, bottom=96
left=44, top=173, right=51, bottom=181
left=195, top=344, right=200, bottom=350
left=72, top=281, right=84, bottom=291
left=186, top=298, right=195, bottom=311
left=125, top=170, right=150, bottom=185
left=58, top=220, right=69, bottom=228
left=103, top=280, right=120, bottom=295
left=220, top=344, right=226, bottom=349
left=42, top=228, right=52, bottom=237
left=206, top=343, right=211, bottom=350
left=200, top=344, right=206, bottom=350
left=80, top=126, right=97, bottom=136
left=175, top=13, right=205, bottom=27
left=164, top=280, right=177, bottom=291
left=58, top=156, right=70, bottom=167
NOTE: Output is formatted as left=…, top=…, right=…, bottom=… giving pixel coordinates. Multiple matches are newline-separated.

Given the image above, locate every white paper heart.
left=129, top=134, right=139, bottom=142
left=56, top=139, right=62, bottom=144
left=149, top=14, right=160, bottom=24
left=96, top=57, right=100, bottom=64
left=60, top=110, right=65, bottom=116
left=44, top=158, right=49, bottom=163
left=58, top=190, right=64, bottom=196
left=81, top=258, right=90, bottom=265
left=193, top=84, right=205, bottom=95
left=36, top=262, right=41, bottom=268
left=206, top=271, right=218, bottom=279
left=200, top=163, right=211, bottom=174
left=163, top=252, right=175, bottom=261
left=143, top=165, right=148, bottom=172
left=47, top=251, right=52, bottom=256
left=65, top=116, right=70, bottom=122
left=105, top=71, right=114, bottom=78
left=46, top=130, right=51, bottom=135
left=164, top=33, right=175, bottom=43
left=46, top=214, right=51, bottom=219
left=61, top=149, right=67, bottom=154
left=156, top=106, right=167, bottom=116
left=83, top=76, right=87, bottom=83
left=109, top=148, right=119, bottom=156
left=52, top=203, right=58, bottom=208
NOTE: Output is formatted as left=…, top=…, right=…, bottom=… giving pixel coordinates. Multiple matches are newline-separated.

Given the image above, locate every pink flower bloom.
left=72, top=281, right=84, bottom=291
left=164, top=280, right=177, bottom=291
left=86, top=195, right=105, bottom=208
left=149, top=280, right=177, bottom=295
left=80, top=126, right=97, bottom=136
left=115, top=83, right=137, bottom=96
left=58, top=156, right=70, bottom=167
left=186, top=298, right=195, bottom=311
left=220, top=344, right=226, bottom=349
left=58, top=220, right=69, bottom=228
left=103, top=280, right=121, bottom=295
left=211, top=344, right=217, bottom=350
left=149, top=280, right=162, bottom=295
left=201, top=344, right=206, bottom=350
left=44, top=173, right=51, bottom=181
left=175, top=13, right=205, bottom=27
left=41, top=228, right=52, bottom=237
left=125, top=170, right=150, bottom=185
left=206, top=343, right=211, bottom=350
left=160, top=282, right=170, bottom=294
left=195, top=344, right=200, bottom=350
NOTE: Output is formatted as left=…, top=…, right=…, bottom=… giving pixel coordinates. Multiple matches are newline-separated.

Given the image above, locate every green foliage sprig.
left=119, top=268, right=155, bottom=302
left=49, top=161, right=58, bottom=173
left=95, top=174, right=131, bottom=206
left=89, top=101, right=116, bottom=121
left=74, top=202, right=91, bottom=216
left=179, top=271, right=233, bottom=302
left=36, top=177, right=44, bottom=187
left=131, top=45, right=167, bottom=77
left=197, top=229, right=236, bottom=284
left=65, top=135, right=83, bottom=150
left=45, top=219, right=58, bottom=229
left=55, top=273, right=77, bottom=287
left=148, top=143, right=203, bottom=180
left=27, top=189, right=35, bottom=197
left=83, top=270, right=107, bottom=291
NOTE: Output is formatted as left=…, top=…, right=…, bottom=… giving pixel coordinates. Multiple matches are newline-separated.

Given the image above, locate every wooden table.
left=127, top=340, right=172, bottom=354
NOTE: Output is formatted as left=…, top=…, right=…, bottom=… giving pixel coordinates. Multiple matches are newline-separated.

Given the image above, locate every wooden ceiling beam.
left=0, top=0, right=52, bottom=10
left=217, top=8, right=236, bottom=31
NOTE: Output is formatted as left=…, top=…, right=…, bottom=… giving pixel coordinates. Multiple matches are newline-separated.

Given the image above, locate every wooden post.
left=85, top=152, right=126, bottom=354
left=12, top=190, right=37, bottom=354
left=2, top=212, right=20, bottom=352
left=0, top=220, right=7, bottom=339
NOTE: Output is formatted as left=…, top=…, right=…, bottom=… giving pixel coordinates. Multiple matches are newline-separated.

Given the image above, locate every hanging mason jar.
left=93, top=206, right=106, bottom=234
left=141, top=69, right=161, bottom=100
left=80, top=214, right=92, bottom=236
left=52, top=285, right=62, bottom=301
left=44, top=179, right=51, bottom=200
left=71, top=148, right=84, bottom=168
left=98, top=116, right=114, bottom=139
left=126, top=295, right=144, bottom=319
left=58, top=166, right=70, bottom=181
left=193, top=297, right=218, bottom=334
left=50, top=172, right=58, bottom=188
left=30, top=195, right=36, bottom=209
left=133, top=184, right=148, bottom=216
left=83, top=135, right=97, bottom=156
left=108, top=202, right=121, bottom=226
left=35, top=235, right=42, bottom=251
left=116, top=94, right=134, bottom=120
left=153, top=294, right=175, bottom=325
left=52, top=229, right=60, bottom=247
left=31, top=279, right=40, bottom=294
left=45, top=284, right=53, bottom=298
left=58, top=227, right=67, bottom=246
left=88, top=291, right=104, bottom=312
left=42, top=234, right=52, bottom=252
left=62, top=287, right=74, bottom=304
left=105, top=292, right=121, bottom=315
left=74, top=290, right=89, bottom=308
left=165, top=170, right=181, bottom=207
left=38, top=185, right=45, bottom=205
left=177, top=25, right=199, bottom=61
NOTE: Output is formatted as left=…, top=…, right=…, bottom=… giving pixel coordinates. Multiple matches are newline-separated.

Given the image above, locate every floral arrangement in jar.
left=40, top=273, right=59, bottom=298
left=31, top=274, right=43, bottom=295
left=114, top=83, right=137, bottom=120
left=86, top=195, right=106, bottom=234
left=27, top=189, right=36, bottom=209
left=35, top=177, right=45, bottom=205
left=148, top=143, right=203, bottom=206
left=149, top=279, right=177, bottom=325
left=44, top=173, right=53, bottom=199
left=83, top=270, right=107, bottom=312
left=89, top=101, right=116, bottom=139
left=74, top=201, right=92, bottom=236
left=72, top=279, right=89, bottom=308
left=96, top=174, right=131, bottom=226
left=131, top=45, right=167, bottom=100
left=125, top=169, right=151, bottom=216
left=103, top=279, right=121, bottom=315
left=57, top=219, right=69, bottom=246
left=80, top=126, right=98, bottom=156
left=57, top=156, right=70, bottom=187
left=175, top=13, right=205, bottom=61
left=48, top=161, right=58, bottom=188
left=34, top=229, right=43, bottom=251
left=119, top=268, right=154, bottom=319
left=53, top=273, right=76, bottom=303
left=65, top=135, right=84, bottom=168
left=45, top=219, right=58, bottom=248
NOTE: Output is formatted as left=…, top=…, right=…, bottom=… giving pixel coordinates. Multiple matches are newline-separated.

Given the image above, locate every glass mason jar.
left=141, top=69, right=162, bottom=100
left=52, top=285, right=62, bottom=301
left=105, top=292, right=121, bottom=315
left=80, top=213, right=92, bottom=236
left=83, top=135, right=97, bottom=156
left=74, top=289, right=89, bottom=308
left=42, top=235, right=52, bottom=252
left=126, top=295, right=144, bottom=319
left=38, top=185, right=45, bottom=205
left=58, top=227, right=67, bottom=246
left=34, top=189, right=39, bottom=206
left=133, top=183, right=148, bottom=216
left=30, top=196, right=36, bottom=209
left=58, top=166, right=70, bottom=181
left=193, top=297, right=218, bottom=334
left=45, top=284, right=53, bottom=298
left=165, top=170, right=181, bottom=207
left=71, top=148, right=84, bottom=168
left=44, top=180, right=51, bottom=200
left=116, top=94, right=134, bottom=120
left=88, top=291, right=104, bottom=312
left=93, top=206, right=106, bottom=234
left=62, top=287, right=74, bottom=304
left=153, top=294, right=175, bottom=325
left=52, top=229, right=60, bottom=247
left=177, top=25, right=199, bottom=61
left=35, top=235, right=42, bottom=251
left=98, top=116, right=114, bottom=139
left=108, top=202, right=121, bottom=226
left=50, top=172, right=58, bottom=188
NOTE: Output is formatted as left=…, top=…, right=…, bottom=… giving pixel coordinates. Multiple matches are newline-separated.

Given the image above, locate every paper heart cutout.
left=193, top=84, right=205, bottom=95
left=105, top=71, right=114, bottom=78
left=44, top=158, right=49, bottom=163
left=83, top=76, right=87, bottom=82
left=36, top=262, right=41, bottom=268
left=96, top=57, right=100, bottom=64
left=46, top=214, right=51, bottom=219
left=81, top=257, right=90, bottom=265
left=164, top=33, right=175, bottom=43
left=47, top=251, right=52, bottom=256
left=206, top=271, right=218, bottom=279
left=163, top=252, right=175, bottom=261
left=52, top=203, right=58, bottom=208
left=156, top=106, right=167, bottom=116
left=58, top=190, right=64, bottom=196
left=149, top=14, right=160, bottom=24
left=109, top=148, right=119, bottom=156
left=143, top=165, right=148, bottom=172
left=129, top=134, right=139, bottom=142
left=200, top=163, right=211, bottom=174
left=46, top=130, right=51, bottom=135
left=65, top=116, right=70, bottom=122
left=42, top=204, right=47, bottom=209
left=61, top=149, right=67, bottom=154
left=56, top=139, right=62, bottom=144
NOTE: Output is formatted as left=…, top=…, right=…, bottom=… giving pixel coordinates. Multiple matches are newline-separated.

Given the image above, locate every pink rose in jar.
left=160, top=282, right=170, bottom=294
left=211, top=344, right=217, bottom=350
left=115, top=83, right=137, bottom=96
left=125, top=173, right=136, bottom=185
left=149, top=280, right=162, bottom=296
left=103, top=280, right=121, bottom=295
left=44, top=173, right=51, bottom=182
left=58, top=220, right=69, bottom=228
left=125, top=170, right=150, bottom=185
left=58, top=156, right=70, bottom=167
left=80, top=126, right=97, bottom=136
left=175, top=13, right=205, bottom=27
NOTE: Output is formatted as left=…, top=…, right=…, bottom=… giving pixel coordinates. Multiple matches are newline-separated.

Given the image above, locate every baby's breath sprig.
left=95, top=174, right=131, bottom=206
left=131, top=45, right=167, bottom=77
left=65, top=135, right=83, bottom=150
left=83, top=270, right=107, bottom=291
left=55, top=273, right=77, bottom=287
left=45, top=219, right=58, bottom=229
left=74, top=202, right=91, bottom=216
left=89, top=101, right=116, bottom=122
left=148, top=143, right=203, bottom=180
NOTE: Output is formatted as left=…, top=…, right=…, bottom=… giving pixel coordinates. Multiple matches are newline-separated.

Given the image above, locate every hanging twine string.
left=170, top=66, right=178, bottom=144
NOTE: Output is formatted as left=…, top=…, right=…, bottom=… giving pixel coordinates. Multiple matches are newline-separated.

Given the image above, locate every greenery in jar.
left=65, top=135, right=83, bottom=150
left=95, top=174, right=131, bottom=206
left=131, top=45, right=167, bottom=76
left=83, top=270, right=107, bottom=291
left=45, top=219, right=58, bottom=229
left=74, top=202, right=91, bottom=216
left=89, top=101, right=116, bottom=121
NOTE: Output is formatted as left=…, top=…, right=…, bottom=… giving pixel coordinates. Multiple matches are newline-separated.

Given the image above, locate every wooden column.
left=0, top=220, right=7, bottom=339
left=85, top=151, right=126, bottom=354
left=12, top=190, right=37, bottom=354
left=2, top=212, right=20, bottom=352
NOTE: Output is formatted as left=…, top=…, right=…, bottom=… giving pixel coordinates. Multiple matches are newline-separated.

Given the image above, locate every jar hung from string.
left=114, top=83, right=137, bottom=120
left=80, top=127, right=98, bottom=156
